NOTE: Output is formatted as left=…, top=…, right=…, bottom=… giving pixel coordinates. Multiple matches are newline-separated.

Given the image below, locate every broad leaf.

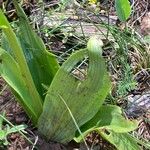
left=0, top=48, right=41, bottom=123
left=74, top=105, right=138, bottom=142
left=115, top=0, right=131, bottom=21
left=6, top=1, right=59, bottom=99
left=0, top=9, right=43, bottom=125
left=38, top=37, right=111, bottom=143
left=100, top=132, right=140, bottom=150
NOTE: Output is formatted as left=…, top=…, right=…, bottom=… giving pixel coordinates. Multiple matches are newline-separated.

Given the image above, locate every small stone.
left=141, top=12, right=150, bottom=35
left=126, top=92, right=150, bottom=118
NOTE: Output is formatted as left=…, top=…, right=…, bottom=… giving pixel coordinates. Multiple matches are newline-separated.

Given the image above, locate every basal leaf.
left=100, top=132, right=140, bottom=150
left=8, top=0, right=59, bottom=99
left=115, top=0, right=131, bottom=21
left=74, top=105, right=138, bottom=142
left=0, top=48, right=41, bottom=123
left=0, top=8, right=43, bottom=125
left=38, top=37, right=111, bottom=143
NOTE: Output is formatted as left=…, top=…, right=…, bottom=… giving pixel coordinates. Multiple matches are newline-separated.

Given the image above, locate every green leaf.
left=115, top=0, right=131, bottom=21
left=0, top=130, right=6, bottom=140
left=7, top=125, right=27, bottom=134
left=0, top=48, right=41, bottom=124
left=38, top=37, right=111, bottom=143
left=74, top=105, right=138, bottom=142
left=100, top=132, right=140, bottom=150
left=0, top=0, right=59, bottom=124
left=0, top=123, right=26, bottom=145
left=8, top=1, right=59, bottom=99
left=0, top=9, right=43, bottom=125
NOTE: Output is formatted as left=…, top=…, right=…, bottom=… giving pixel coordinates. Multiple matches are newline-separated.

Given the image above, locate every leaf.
left=0, top=48, right=41, bottom=124
left=0, top=123, right=26, bottom=145
left=0, top=1, right=59, bottom=124
left=74, top=105, right=138, bottom=142
left=0, top=8, right=43, bottom=125
left=115, top=0, right=131, bottom=21
left=7, top=125, right=27, bottom=134
left=100, top=132, right=140, bottom=150
left=38, top=37, right=111, bottom=143
left=7, top=0, right=59, bottom=99
left=0, top=130, right=6, bottom=140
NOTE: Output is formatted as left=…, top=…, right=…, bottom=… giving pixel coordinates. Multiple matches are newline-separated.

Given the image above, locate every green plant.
left=103, top=26, right=140, bottom=99
left=74, top=105, right=140, bottom=150
left=117, top=64, right=137, bottom=96
left=0, top=1, right=140, bottom=149
left=115, top=0, right=131, bottom=22
left=0, top=112, right=27, bottom=146
left=0, top=0, right=59, bottom=125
